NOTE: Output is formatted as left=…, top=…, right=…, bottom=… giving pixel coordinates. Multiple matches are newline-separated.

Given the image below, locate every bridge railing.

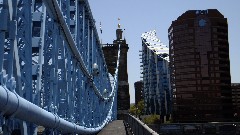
left=0, top=0, right=118, bottom=134
left=126, top=114, right=159, bottom=135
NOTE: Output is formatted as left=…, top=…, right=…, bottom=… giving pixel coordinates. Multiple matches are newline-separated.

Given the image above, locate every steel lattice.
left=0, top=0, right=118, bottom=134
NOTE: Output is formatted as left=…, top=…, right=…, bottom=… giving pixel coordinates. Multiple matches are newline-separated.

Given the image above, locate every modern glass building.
left=141, top=30, right=171, bottom=120
left=169, top=9, right=233, bottom=122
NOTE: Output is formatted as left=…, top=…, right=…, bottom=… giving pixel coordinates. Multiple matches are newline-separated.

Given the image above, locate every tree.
left=136, top=100, right=144, bottom=118
left=129, top=104, right=137, bottom=115
left=129, top=100, right=144, bottom=118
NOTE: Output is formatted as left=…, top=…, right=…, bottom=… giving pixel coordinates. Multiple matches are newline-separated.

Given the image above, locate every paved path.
left=97, top=120, right=127, bottom=135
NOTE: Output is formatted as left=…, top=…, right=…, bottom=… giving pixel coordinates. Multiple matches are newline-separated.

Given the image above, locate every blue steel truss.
left=0, top=0, right=118, bottom=134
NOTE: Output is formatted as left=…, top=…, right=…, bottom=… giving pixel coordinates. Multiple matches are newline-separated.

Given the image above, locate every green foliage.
left=143, top=115, right=161, bottom=124
left=129, top=104, right=137, bottom=115
left=165, top=118, right=173, bottom=123
left=136, top=100, right=144, bottom=115
left=129, top=100, right=144, bottom=116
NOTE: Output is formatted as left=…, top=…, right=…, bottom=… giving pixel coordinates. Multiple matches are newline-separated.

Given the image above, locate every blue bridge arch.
left=0, top=0, right=119, bottom=134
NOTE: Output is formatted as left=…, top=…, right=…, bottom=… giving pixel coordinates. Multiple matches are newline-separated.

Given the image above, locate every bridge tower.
left=102, top=24, right=130, bottom=120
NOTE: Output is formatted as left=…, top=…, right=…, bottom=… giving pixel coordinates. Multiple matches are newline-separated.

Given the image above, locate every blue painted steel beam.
left=0, top=0, right=119, bottom=134
left=43, top=0, right=90, bottom=78
left=43, top=0, right=116, bottom=101
left=0, top=86, right=114, bottom=134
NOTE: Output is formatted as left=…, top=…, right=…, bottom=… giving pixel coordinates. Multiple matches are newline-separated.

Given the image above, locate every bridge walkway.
left=97, top=120, right=132, bottom=135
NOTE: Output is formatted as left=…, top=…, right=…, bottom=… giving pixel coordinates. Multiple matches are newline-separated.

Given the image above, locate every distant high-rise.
left=169, top=9, right=232, bottom=122
left=232, top=83, right=240, bottom=119
left=141, top=30, right=171, bottom=120
left=134, top=81, right=143, bottom=105
left=102, top=24, right=130, bottom=120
